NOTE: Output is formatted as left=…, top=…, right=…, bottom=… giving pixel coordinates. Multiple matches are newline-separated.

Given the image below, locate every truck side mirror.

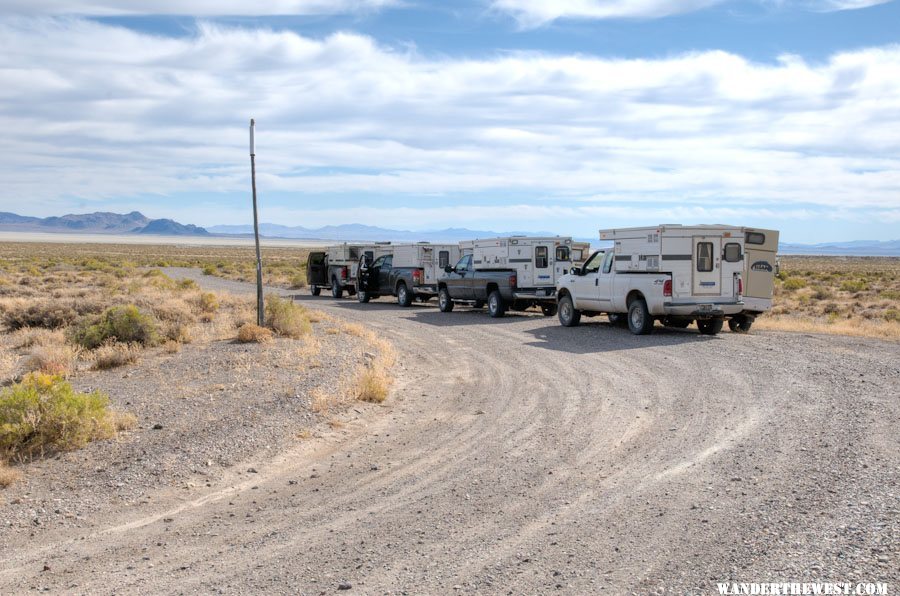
left=444, top=265, right=454, bottom=273
left=570, top=266, right=581, bottom=276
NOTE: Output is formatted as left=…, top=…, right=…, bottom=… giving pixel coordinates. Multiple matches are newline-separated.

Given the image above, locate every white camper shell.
left=461, top=236, right=574, bottom=299
left=392, top=243, right=462, bottom=290
left=598, top=224, right=746, bottom=309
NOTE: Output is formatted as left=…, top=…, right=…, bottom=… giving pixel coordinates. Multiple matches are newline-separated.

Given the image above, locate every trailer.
left=307, top=242, right=392, bottom=298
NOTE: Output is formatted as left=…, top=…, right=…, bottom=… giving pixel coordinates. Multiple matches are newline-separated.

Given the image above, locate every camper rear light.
left=509, top=274, right=517, bottom=288
left=663, top=279, right=672, bottom=297
left=738, top=277, right=743, bottom=296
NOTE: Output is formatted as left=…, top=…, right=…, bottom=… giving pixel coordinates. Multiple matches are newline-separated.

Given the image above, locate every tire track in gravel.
left=1, top=268, right=896, bottom=595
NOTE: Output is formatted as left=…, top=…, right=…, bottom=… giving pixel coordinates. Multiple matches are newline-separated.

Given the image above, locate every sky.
left=1, top=0, right=899, bottom=243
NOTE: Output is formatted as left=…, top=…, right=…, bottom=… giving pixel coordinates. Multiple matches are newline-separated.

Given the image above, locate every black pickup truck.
left=437, top=254, right=557, bottom=318
left=356, top=254, right=433, bottom=306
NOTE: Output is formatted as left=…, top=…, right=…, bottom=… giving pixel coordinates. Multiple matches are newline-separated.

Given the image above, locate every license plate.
left=699, top=304, right=712, bottom=311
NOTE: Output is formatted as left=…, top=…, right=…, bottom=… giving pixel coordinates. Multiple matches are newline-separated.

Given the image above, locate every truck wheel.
left=627, top=299, right=654, bottom=335
left=310, top=285, right=321, bottom=296
left=487, top=290, right=506, bottom=318
left=698, top=318, right=724, bottom=336
left=473, top=300, right=485, bottom=309
left=331, top=277, right=343, bottom=299
left=558, top=295, right=581, bottom=327
left=541, top=304, right=558, bottom=317
left=728, top=316, right=753, bottom=333
left=357, top=289, right=370, bottom=303
left=397, top=283, right=413, bottom=307
left=438, top=288, right=454, bottom=312
left=608, top=313, right=627, bottom=327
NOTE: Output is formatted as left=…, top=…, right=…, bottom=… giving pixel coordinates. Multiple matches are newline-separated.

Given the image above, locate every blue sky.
left=1, top=0, right=899, bottom=243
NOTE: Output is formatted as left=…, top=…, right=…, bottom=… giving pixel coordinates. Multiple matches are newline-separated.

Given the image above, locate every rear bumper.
left=513, top=288, right=557, bottom=301
left=663, top=300, right=744, bottom=317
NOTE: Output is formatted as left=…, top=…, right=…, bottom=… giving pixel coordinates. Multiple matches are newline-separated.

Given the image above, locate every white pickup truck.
left=555, top=225, right=746, bottom=335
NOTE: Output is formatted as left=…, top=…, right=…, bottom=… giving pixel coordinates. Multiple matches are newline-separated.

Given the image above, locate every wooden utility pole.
left=249, top=118, right=264, bottom=326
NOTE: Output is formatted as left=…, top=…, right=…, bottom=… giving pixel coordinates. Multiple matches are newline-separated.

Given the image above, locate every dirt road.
left=2, top=270, right=897, bottom=594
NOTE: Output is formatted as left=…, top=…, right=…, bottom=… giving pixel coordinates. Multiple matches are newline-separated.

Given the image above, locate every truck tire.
left=627, top=299, right=654, bottom=335
left=331, top=277, right=343, bottom=299
left=438, top=287, right=454, bottom=312
left=558, top=294, right=581, bottom=327
left=310, top=285, right=321, bottom=296
left=541, top=304, right=558, bottom=316
left=487, top=290, right=506, bottom=318
left=728, top=316, right=753, bottom=333
left=396, top=282, right=413, bottom=307
left=357, top=289, right=370, bottom=303
left=698, top=318, right=724, bottom=335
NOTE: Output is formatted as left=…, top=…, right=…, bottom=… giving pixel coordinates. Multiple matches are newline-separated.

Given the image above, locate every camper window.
left=535, top=246, right=549, bottom=268
left=724, top=243, right=742, bottom=263
left=555, top=246, right=570, bottom=262
left=746, top=232, right=765, bottom=245
left=697, top=243, right=714, bottom=272
left=439, top=250, right=450, bottom=269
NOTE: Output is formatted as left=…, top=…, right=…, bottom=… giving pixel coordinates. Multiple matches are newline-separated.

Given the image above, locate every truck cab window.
left=697, top=242, right=714, bottom=272
left=535, top=246, right=549, bottom=268
left=555, top=246, right=570, bottom=262
left=583, top=251, right=605, bottom=274
left=602, top=252, right=615, bottom=274
left=373, top=255, right=389, bottom=268
left=454, top=255, right=472, bottom=271
left=439, top=251, right=450, bottom=268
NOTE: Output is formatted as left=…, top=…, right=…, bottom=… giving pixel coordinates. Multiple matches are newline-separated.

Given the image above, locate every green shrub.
left=885, top=309, right=900, bottom=322
left=782, top=277, right=807, bottom=291
left=197, top=292, right=219, bottom=313
left=0, top=373, right=117, bottom=459
left=202, top=264, right=216, bottom=276
left=265, top=295, right=311, bottom=338
left=289, top=273, right=307, bottom=289
left=840, top=280, right=869, bottom=293
left=811, top=286, right=833, bottom=301
left=879, top=290, right=900, bottom=300
left=69, top=305, right=158, bottom=349
left=178, top=279, right=199, bottom=291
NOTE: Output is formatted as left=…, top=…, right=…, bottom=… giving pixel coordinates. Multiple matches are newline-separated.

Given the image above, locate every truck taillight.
left=340, top=267, right=348, bottom=280
left=663, top=279, right=672, bottom=297
left=413, top=269, right=422, bottom=284
left=509, top=274, right=517, bottom=288
left=738, top=277, right=743, bottom=296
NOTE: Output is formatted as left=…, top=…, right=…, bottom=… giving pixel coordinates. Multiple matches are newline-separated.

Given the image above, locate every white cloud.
left=493, top=0, right=895, bottom=26
left=0, top=18, right=899, bottom=227
left=0, top=0, right=398, bottom=16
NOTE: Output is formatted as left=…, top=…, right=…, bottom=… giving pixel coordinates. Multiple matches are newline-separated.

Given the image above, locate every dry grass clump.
left=237, top=323, right=274, bottom=344
left=354, top=368, right=391, bottom=403
left=12, top=327, right=65, bottom=349
left=92, top=342, right=141, bottom=370
left=0, top=373, right=127, bottom=461
left=3, top=300, right=78, bottom=330
left=265, top=295, right=312, bottom=338
left=23, top=344, right=78, bottom=376
left=0, top=460, right=22, bottom=488
left=341, top=322, right=366, bottom=337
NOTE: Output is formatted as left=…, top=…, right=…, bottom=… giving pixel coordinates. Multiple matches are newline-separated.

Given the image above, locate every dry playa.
left=1, top=269, right=898, bottom=594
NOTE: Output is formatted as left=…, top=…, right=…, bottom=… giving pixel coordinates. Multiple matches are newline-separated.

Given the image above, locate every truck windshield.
left=454, top=255, right=472, bottom=271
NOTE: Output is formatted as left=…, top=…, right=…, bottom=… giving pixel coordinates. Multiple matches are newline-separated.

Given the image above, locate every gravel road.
left=1, top=269, right=897, bottom=594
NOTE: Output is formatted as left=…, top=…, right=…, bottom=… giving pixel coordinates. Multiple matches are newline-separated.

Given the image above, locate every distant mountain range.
left=207, top=223, right=566, bottom=244
left=0, top=212, right=897, bottom=255
left=0, top=211, right=209, bottom=236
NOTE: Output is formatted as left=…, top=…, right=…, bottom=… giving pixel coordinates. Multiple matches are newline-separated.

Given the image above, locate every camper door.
left=533, top=243, right=553, bottom=286
left=307, top=252, right=328, bottom=286
left=692, top=236, right=721, bottom=295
